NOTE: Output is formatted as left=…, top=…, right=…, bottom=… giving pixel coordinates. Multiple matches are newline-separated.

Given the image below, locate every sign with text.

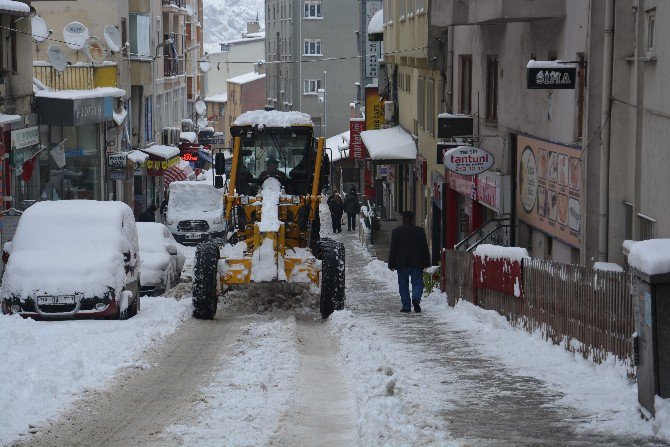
left=437, top=114, right=474, bottom=139
left=527, top=61, right=577, bottom=90
left=36, top=96, right=113, bottom=126
left=365, top=86, right=386, bottom=131
left=11, top=127, right=39, bottom=151
left=107, top=153, right=127, bottom=169
left=431, top=171, right=445, bottom=209
left=437, top=142, right=460, bottom=164
left=444, top=146, right=494, bottom=176
left=365, top=1, right=382, bottom=79
left=516, top=135, right=582, bottom=247
left=349, top=118, right=366, bottom=160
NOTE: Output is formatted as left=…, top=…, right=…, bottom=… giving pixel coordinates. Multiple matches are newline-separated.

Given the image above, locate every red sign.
left=431, top=171, right=444, bottom=209
left=447, top=171, right=475, bottom=197
left=349, top=118, right=366, bottom=160
left=473, top=254, right=524, bottom=303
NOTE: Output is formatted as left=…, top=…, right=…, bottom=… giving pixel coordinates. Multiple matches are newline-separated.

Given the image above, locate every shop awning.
left=164, top=165, right=188, bottom=188
left=141, top=145, right=180, bottom=160
left=0, top=1, right=32, bottom=17
left=368, top=9, right=384, bottom=41
left=360, top=126, right=416, bottom=161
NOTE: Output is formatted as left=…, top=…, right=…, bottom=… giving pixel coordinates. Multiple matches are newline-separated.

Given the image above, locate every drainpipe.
left=598, top=0, right=614, bottom=262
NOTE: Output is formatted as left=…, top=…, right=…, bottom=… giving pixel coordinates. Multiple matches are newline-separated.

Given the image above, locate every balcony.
left=162, top=0, right=186, bottom=13
left=469, top=0, right=565, bottom=24
left=431, top=0, right=469, bottom=26
left=33, top=64, right=118, bottom=91
left=163, top=56, right=185, bottom=78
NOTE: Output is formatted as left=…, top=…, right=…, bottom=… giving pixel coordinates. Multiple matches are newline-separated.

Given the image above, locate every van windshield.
left=167, top=182, right=224, bottom=219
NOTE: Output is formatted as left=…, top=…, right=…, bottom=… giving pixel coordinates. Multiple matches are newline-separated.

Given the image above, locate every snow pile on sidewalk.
left=166, top=317, right=299, bottom=446
left=0, top=298, right=192, bottom=444
left=328, top=310, right=456, bottom=446
left=423, top=291, right=667, bottom=440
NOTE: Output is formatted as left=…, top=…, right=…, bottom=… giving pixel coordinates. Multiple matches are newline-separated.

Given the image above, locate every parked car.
left=137, top=222, right=185, bottom=296
left=165, top=180, right=226, bottom=244
left=0, top=201, right=141, bottom=319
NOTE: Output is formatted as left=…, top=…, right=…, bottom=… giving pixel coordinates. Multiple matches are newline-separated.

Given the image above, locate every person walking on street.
left=388, top=210, right=431, bottom=313
left=327, top=190, right=344, bottom=233
left=343, top=186, right=360, bottom=231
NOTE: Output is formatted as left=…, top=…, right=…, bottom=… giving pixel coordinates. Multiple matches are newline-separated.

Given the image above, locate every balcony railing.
left=33, top=64, right=118, bottom=91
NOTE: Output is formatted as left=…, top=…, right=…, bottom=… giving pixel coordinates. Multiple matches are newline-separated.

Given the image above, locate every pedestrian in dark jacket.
left=327, top=190, right=344, bottom=233
left=388, top=210, right=431, bottom=313
left=343, top=186, right=360, bottom=231
left=138, top=204, right=157, bottom=223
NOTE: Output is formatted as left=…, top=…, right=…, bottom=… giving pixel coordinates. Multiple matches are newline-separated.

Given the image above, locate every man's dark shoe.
left=413, top=301, right=421, bottom=313
left=400, top=308, right=411, bottom=313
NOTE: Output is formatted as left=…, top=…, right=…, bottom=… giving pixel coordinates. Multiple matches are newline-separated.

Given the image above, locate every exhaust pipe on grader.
left=192, top=110, right=345, bottom=319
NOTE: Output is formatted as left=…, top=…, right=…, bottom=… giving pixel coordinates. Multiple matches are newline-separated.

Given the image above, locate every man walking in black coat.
left=343, top=186, right=360, bottom=231
left=327, top=190, right=344, bottom=233
left=388, top=210, right=431, bottom=313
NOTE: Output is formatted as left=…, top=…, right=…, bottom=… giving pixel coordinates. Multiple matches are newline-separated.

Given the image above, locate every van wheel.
left=193, top=244, right=219, bottom=320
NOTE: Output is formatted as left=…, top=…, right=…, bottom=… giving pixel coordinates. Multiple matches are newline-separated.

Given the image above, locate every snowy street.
left=2, top=210, right=670, bottom=446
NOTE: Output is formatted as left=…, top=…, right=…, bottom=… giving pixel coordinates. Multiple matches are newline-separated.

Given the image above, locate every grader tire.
left=193, top=244, right=219, bottom=320
left=320, top=240, right=345, bottom=318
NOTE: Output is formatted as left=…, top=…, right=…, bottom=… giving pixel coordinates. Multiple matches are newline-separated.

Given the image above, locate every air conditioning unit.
left=171, top=128, right=180, bottom=144
left=162, top=128, right=172, bottom=145
left=181, top=119, right=195, bottom=132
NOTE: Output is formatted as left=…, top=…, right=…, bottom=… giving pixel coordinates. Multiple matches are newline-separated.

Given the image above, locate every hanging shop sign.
left=437, top=142, right=460, bottom=164
left=145, top=155, right=181, bottom=176
left=349, top=118, right=366, bottom=160
left=476, top=171, right=503, bottom=213
left=364, top=0, right=382, bottom=79
left=517, top=135, right=582, bottom=247
left=437, top=114, right=474, bottom=139
left=365, top=85, right=386, bottom=131
left=444, top=145, right=494, bottom=176
left=526, top=61, right=577, bottom=90
left=107, top=152, right=127, bottom=169
left=36, top=96, right=113, bottom=126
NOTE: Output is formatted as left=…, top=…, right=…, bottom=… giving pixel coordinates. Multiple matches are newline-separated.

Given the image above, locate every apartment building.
left=223, top=72, right=266, bottom=141
left=265, top=0, right=359, bottom=138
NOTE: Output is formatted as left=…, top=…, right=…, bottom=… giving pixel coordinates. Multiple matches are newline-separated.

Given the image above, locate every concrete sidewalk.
left=321, top=218, right=666, bottom=447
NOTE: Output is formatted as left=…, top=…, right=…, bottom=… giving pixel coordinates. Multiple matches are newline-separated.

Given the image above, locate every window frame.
left=485, top=55, right=499, bottom=123
left=303, top=38, right=322, bottom=56
left=646, top=9, right=656, bottom=55
left=304, top=1, right=323, bottom=19
left=303, top=79, right=322, bottom=95
left=459, top=55, right=472, bottom=115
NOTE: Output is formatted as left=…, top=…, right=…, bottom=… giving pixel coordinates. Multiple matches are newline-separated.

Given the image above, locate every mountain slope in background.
left=203, top=0, right=265, bottom=53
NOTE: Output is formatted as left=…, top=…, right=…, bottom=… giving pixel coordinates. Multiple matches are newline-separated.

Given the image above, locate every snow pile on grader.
left=192, top=110, right=345, bottom=319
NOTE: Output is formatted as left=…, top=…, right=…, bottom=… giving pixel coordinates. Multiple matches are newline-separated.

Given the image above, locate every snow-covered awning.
left=368, top=9, right=384, bottom=38
left=141, top=145, right=180, bottom=160
left=127, top=150, right=149, bottom=164
left=0, top=114, right=21, bottom=125
left=0, top=0, right=31, bottom=16
left=325, top=131, right=350, bottom=162
left=204, top=92, right=228, bottom=103
left=180, top=131, right=197, bottom=143
left=360, top=126, right=416, bottom=161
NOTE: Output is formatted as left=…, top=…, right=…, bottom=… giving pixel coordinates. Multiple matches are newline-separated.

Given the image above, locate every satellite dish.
left=199, top=60, right=211, bottom=73
left=47, top=45, right=68, bottom=72
left=195, top=101, right=207, bottom=116
left=84, top=37, right=106, bottom=64
left=63, top=21, right=89, bottom=50
left=31, top=16, right=49, bottom=42
left=104, top=25, right=122, bottom=53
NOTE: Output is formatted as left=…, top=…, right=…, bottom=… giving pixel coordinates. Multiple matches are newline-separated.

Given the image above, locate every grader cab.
left=192, top=110, right=345, bottom=319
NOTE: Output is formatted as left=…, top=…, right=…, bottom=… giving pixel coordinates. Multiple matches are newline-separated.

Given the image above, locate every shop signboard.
left=107, top=153, right=127, bottom=169
left=444, top=145, right=494, bottom=176
left=349, top=118, right=366, bottom=160
left=365, top=86, right=386, bottom=131
left=11, top=127, right=39, bottom=151
left=437, top=142, right=460, bottom=164
left=447, top=171, right=474, bottom=197
left=364, top=0, right=382, bottom=78
left=516, top=135, right=581, bottom=247
left=437, top=114, right=474, bottom=139
left=431, top=171, right=445, bottom=209
left=109, top=170, right=128, bottom=181
left=36, top=96, right=113, bottom=126
left=476, top=171, right=502, bottom=213
left=527, top=61, right=577, bottom=90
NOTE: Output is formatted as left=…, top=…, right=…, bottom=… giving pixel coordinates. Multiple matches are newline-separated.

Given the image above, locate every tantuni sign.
left=443, top=145, right=494, bottom=176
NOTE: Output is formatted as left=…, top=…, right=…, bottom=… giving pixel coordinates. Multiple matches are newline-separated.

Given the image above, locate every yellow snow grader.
left=192, top=110, right=345, bottom=319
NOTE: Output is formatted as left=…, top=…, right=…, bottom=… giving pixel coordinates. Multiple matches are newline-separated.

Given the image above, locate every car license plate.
left=185, top=233, right=201, bottom=240
left=37, top=295, right=76, bottom=305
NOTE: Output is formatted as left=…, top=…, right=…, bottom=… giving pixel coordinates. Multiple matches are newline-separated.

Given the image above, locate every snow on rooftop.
left=629, top=239, right=670, bottom=276
left=527, top=60, right=578, bottom=69
left=593, top=262, right=624, bottom=273
left=35, top=87, right=126, bottom=100
left=368, top=9, right=384, bottom=34
left=180, top=131, right=197, bottom=143
left=233, top=110, right=313, bottom=128
left=227, top=72, right=266, bottom=85
left=205, top=92, right=228, bottom=103
left=127, top=150, right=149, bottom=164
left=473, top=244, right=530, bottom=262
left=437, top=112, right=471, bottom=119
left=0, top=114, right=21, bottom=125
left=326, top=131, right=351, bottom=162
left=141, top=145, right=180, bottom=160
left=0, top=0, right=30, bottom=14
left=360, top=126, right=416, bottom=160
left=220, top=34, right=266, bottom=46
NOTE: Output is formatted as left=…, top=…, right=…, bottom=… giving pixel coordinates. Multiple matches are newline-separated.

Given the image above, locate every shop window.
left=485, top=55, right=499, bottom=122
left=459, top=55, right=472, bottom=115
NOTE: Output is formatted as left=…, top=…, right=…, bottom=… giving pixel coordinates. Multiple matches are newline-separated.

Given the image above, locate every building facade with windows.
left=432, top=0, right=604, bottom=265
left=265, top=0, right=359, bottom=138
left=223, top=72, right=266, bottom=142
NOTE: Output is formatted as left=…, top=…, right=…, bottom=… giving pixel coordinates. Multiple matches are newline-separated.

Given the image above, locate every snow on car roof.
left=0, top=201, right=138, bottom=299
left=232, top=110, right=313, bottom=128
left=167, top=181, right=225, bottom=221
left=137, top=222, right=170, bottom=252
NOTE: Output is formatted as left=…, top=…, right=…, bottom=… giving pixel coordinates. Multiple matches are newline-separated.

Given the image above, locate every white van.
left=165, top=180, right=226, bottom=244
left=0, top=201, right=141, bottom=319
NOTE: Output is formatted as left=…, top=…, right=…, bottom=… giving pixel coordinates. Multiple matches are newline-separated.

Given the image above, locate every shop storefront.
left=138, top=144, right=181, bottom=217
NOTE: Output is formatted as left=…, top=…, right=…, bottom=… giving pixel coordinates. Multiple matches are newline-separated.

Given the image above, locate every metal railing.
left=454, top=217, right=512, bottom=252
left=34, top=65, right=95, bottom=91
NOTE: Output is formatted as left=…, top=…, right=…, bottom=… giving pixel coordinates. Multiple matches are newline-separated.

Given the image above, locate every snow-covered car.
left=165, top=180, right=226, bottom=244
left=0, top=201, right=141, bottom=320
left=137, top=222, right=185, bottom=296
